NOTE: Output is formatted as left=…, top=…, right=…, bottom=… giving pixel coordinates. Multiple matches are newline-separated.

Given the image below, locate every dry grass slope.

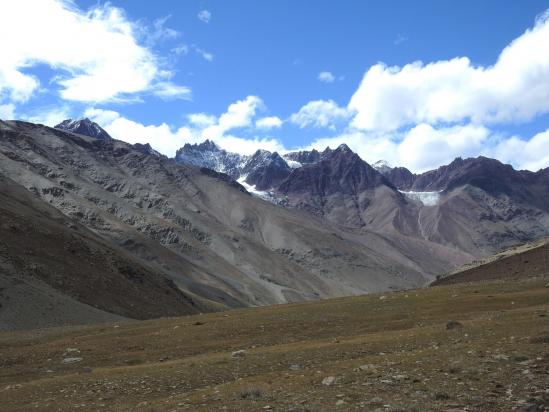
left=0, top=276, right=548, bottom=411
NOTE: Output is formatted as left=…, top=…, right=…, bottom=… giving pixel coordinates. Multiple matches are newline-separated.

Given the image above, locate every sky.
left=1, top=0, right=549, bottom=172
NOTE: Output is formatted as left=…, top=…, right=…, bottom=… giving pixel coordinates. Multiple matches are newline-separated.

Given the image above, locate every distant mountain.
left=175, top=140, right=293, bottom=191
left=242, top=150, right=292, bottom=191
left=55, top=118, right=112, bottom=140
left=175, top=140, right=246, bottom=178
left=372, top=160, right=392, bottom=174
left=2, top=120, right=445, bottom=329
left=3, top=121, right=549, bottom=331
left=278, top=144, right=399, bottom=227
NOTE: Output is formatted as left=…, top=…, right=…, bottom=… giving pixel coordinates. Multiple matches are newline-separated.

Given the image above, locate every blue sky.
left=1, top=0, right=549, bottom=172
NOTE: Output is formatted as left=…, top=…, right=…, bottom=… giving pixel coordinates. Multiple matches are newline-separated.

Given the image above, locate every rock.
left=379, top=295, right=387, bottom=300
left=63, top=348, right=80, bottom=356
left=289, top=364, right=302, bottom=371
left=62, top=357, right=83, bottom=364
left=231, top=350, right=246, bottom=358
left=335, top=399, right=345, bottom=406
left=81, top=367, right=93, bottom=373
left=446, top=320, right=463, bottom=330
left=322, top=376, right=337, bottom=386
left=369, top=397, right=383, bottom=405
left=357, top=364, right=377, bottom=374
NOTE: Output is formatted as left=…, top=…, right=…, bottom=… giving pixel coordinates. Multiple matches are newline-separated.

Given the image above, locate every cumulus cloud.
left=489, top=129, right=549, bottom=171
left=297, top=124, right=486, bottom=173
left=256, top=116, right=283, bottom=129
left=85, top=96, right=284, bottom=156
left=197, top=10, right=211, bottom=23
left=290, top=100, right=350, bottom=129
left=25, top=106, right=72, bottom=127
left=0, top=103, right=16, bottom=119
left=349, top=12, right=549, bottom=131
left=0, top=0, right=188, bottom=104
left=187, top=113, right=217, bottom=128
left=318, top=71, right=335, bottom=83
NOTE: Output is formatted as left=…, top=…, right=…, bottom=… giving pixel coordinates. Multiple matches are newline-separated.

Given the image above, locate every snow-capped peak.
left=55, top=118, right=112, bottom=140
left=373, top=160, right=392, bottom=173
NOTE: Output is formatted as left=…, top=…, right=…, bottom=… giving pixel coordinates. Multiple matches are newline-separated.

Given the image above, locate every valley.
left=0, top=271, right=547, bottom=411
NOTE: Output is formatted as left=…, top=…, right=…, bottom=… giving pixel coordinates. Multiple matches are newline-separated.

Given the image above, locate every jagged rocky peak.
left=55, top=118, right=112, bottom=140
left=373, top=160, right=393, bottom=174
left=133, top=143, right=163, bottom=158
left=174, top=139, right=247, bottom=178
left=283, top=148, right=322, bottom=167
left=242, top=150, right=292, bottom=191
left=182, top=139, right=220, bottom=152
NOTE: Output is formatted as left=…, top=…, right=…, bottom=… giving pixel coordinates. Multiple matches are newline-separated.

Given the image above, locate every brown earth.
left=1, top=275, right=547, bottom=411
left=432, top=238, right=549, bottom=286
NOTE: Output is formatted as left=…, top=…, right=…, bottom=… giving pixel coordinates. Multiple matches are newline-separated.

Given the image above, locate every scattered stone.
left=357, top=364, right=378, bottom=374
left=446, top=321, right=463, bottom=330
left=231, top=350, right=246, bottom=358
left=62, top=357, right=83, bottom=364
left=63, top=348, right=80, bottom=356
left=511, top=355, right=529, bottom=362
left=369, top=397, right=383, bottom=406
left=322, top=376, right=337, bottom=386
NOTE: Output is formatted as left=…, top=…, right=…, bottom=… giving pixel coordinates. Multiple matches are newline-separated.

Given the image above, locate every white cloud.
left=84, top=108, right=120, bottom=125
left=318, top=71, right=335, bottom=83
left=194, top=47, right=214, bottom=62
left=141, top=15, right=180, bottom=46
left=85, top=96, right=283, bottom=157
left=489, top=129, right=549, bottom=171
left=0, top=0, right=188, bottom=104
left=290, top=100, right=350, bottom=129
left=256, top=116, right=282, bottom=129
left=197, top=10, right=211, bottom=23
left=396, top=124, right=489, bottom=172
left=0, top=103, right=16, bottom=119
left=296, top=124, right=484, bottom=173
left=86, top=108, right=194, bottom=156
left=213, top=96, right=264, bottom=132
left=187, top=113, right=217, bottom=128
left=25, top=106, right=72, bottom=127
left=349, top=12, right=549, bottom=131
left=152, top=82, right=192, bottom=100
left=172, top=44, right=189, bottom=56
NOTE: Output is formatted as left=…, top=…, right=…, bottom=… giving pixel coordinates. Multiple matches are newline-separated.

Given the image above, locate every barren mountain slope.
left=432, top=237, right=549, bottom=285
left=0, top=121, right=449, bottom=312
left=0, top=173, right=206, bottom=331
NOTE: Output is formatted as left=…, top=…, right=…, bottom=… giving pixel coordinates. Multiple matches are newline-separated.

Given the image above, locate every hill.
left=432, top=238, right=549, bottom=286
left=0, top=275, right=547, bottom=411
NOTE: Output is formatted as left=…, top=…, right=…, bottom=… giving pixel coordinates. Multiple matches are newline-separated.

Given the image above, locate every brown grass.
left=0, top=276, right=548, bottom=411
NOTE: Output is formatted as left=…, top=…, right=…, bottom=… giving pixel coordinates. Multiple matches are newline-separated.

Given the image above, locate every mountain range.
left=0, top=117, right=548, bottom=330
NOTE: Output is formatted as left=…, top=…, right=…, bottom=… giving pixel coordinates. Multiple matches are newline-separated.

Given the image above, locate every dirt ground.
left=1, top=275, right=548, bottom=411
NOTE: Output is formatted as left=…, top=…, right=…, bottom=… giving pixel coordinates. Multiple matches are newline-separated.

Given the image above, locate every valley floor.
left=0, top=276, right=548, bottom=411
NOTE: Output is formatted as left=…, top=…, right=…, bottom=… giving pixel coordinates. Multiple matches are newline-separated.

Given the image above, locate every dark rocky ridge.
left=55, top=118, right=112, bottom=140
